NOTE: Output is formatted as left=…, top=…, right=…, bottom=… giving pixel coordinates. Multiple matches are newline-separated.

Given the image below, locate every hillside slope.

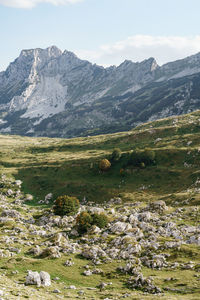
left=0, top=110, right=199, bottom=203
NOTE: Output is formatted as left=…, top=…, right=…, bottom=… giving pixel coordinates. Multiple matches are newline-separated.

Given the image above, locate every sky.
left=1, top=0, right=200, bottom=70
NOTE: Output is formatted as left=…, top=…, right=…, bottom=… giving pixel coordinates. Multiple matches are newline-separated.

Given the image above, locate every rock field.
left=0, top=174, right=200, bottom=299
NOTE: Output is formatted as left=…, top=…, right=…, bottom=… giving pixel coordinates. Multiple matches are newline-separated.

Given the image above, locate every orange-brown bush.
left=99, top=159, right=111, bottom=171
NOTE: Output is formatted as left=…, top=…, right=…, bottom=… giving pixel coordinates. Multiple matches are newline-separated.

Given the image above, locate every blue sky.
left=1, top=0, right=200, bottom=70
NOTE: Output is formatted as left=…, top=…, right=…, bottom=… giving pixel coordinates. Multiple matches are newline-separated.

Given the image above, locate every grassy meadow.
left=0, top=111, right=200, bottom=299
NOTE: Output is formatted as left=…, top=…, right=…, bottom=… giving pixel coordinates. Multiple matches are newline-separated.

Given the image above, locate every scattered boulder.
left=110, top=222, right=132, bottom=234
left=82, top=245, right=107, bottom=261
left=88, top=225, right=102, bottom=234
left=45, top=193, right=53, bottom=202
left=149, top=200, right=167, bottom=212
left=53, top=289, right=61, bottom=293
left=40, top=246, right=61, bottom=258
left=64, top=259, right=74, bottom=267
left=40, top=271, right=51, bottom=286
left=7, top=189, right=14, bottom=196
left=97, top=282, right=107, bottom=291
left=83, top=270, right=93, bottom=276
left=138, top=212, right=151, bottom=222
left=25, top=270, right=41, bottom=287
left=25, top=194, right=34, bottom=201
left=14, top=180, right=22, bottom=186
left=69, top=285, right=76, bottom=289
left=29, top=245, right=42, bottom=256
left=51, top=232, right=68, bottom=247
left=127, top=273, right=161, bottom=294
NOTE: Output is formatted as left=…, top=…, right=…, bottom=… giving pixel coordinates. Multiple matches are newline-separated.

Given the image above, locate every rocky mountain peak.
left=20, top=45, right=62, bottom=59
left=117, top=57, right=158, bottom=74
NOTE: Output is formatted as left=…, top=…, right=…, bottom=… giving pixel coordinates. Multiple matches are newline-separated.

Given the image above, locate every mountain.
left=0, top=46, right=200, bottom=137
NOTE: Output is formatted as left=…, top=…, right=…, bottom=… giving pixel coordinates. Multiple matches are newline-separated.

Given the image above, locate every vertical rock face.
left=0, top=46, right=200, bottom=137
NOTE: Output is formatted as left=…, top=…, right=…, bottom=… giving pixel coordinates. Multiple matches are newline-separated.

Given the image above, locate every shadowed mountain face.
left=0, top=46, right=200, bottom=137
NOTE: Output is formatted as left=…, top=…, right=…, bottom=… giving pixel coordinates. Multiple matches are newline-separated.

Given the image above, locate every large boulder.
left=25, top=271, right=41, bottom=287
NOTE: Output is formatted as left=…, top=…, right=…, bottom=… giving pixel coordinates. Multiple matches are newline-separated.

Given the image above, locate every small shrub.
left=76, top=211, right=93, bottom=233
left=76, top=211, right=108, bottom=233
left=99, top=159, right=111, bottom=171
left=92, top=213, right=108, bottom=228
left=54, top=195, right=80, bottom=216
left=111, top=148, right=122, bottom=162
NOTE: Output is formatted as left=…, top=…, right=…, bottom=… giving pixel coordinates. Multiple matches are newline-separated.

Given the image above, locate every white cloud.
left=76, top=35, right=200, bottom=67
left=0, top=0, right=82, bottom=9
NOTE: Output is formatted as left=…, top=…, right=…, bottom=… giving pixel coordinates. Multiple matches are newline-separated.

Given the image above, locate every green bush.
left=76, top=211, right=108, bottom=233
left=92, top=213, right=108, bottom=228
left=99, top=159, right=111, bottom=171
left=76, top=211, right=93, bottom=233
left=111, top=148, right=122, bottom=162
left=129, top=149, right=155, bottom=167
left=54, top=195, right=80, bottom=216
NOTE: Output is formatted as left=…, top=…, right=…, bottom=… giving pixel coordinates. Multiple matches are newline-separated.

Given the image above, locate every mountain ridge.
left=0, top=46, right=200, bottom=137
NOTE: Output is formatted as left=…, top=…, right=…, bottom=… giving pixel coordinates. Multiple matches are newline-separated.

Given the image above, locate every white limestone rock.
left=40, top=271, right=51, bottom=286
left=26, top=271, right=41, bottom=287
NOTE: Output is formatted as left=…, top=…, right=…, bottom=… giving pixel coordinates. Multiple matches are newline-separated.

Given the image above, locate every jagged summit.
left=20, top=45, right=62, bottom=57
left=0, top=47, right=200, bottom=137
